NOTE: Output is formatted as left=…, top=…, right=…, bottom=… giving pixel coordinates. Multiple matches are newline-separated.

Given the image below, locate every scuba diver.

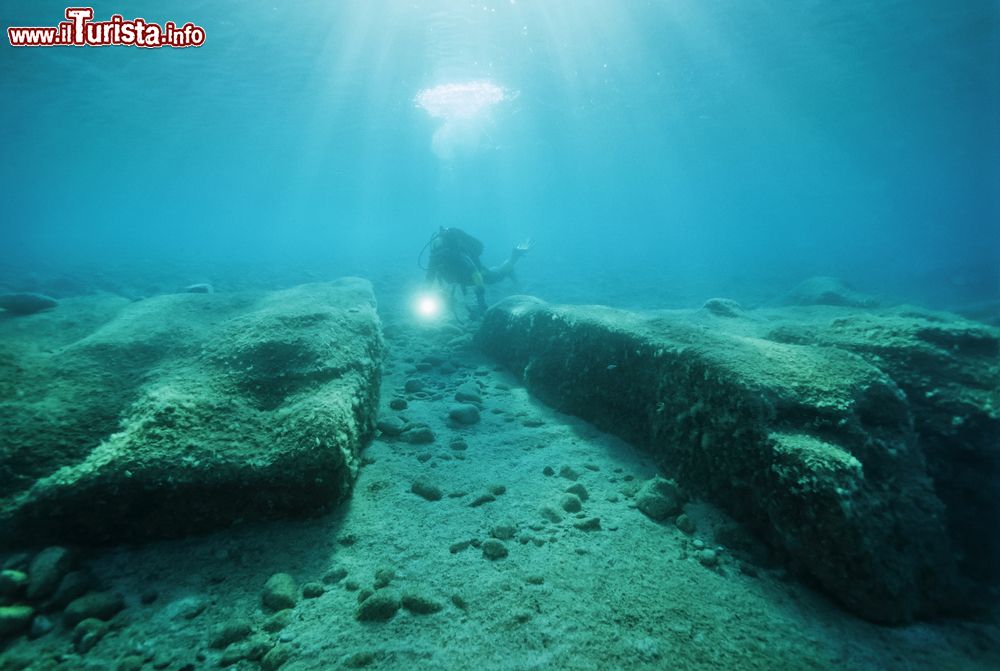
left=421, top=227, right=533, bottom=318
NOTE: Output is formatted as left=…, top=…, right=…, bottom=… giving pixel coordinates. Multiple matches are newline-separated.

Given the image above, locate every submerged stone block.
left=0, top=280, right=382, bottom=546
left=478, top=296, right=999, bottom=622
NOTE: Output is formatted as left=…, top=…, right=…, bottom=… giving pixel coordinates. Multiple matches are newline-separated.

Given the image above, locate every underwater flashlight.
left=414, top=292, right=442, bottom=319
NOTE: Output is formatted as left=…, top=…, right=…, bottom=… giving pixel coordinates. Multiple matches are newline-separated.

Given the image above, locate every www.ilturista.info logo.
left=7, top=7, right=206, bottom=48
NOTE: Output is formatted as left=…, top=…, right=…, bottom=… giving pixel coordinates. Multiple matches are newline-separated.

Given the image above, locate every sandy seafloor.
left=1, top=259, right=998, bottom=671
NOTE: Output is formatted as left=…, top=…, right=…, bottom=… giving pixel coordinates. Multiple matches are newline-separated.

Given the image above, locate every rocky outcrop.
left=0, top=280, right=382, bottom=546
left=478, top=296, right=999, bottom=622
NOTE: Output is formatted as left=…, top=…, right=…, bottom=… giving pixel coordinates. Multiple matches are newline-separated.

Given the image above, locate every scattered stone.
left=416, top=452, right=432, bottom=463
left=263, top=610, right=293, bottom=633
left=401, top=425, right=435, bottom=444
left=491, top=524, right=517, bottom=541
left=0, top=570, right=27, bottom=598
left=26, top=546, right=73, bottom=601
left=117, top=655, right=146, bottom=671
left=0, top=292, right=58, bottom=315
left=573, top=517, right=602, bottom=531
left=165, top=595, right=207, bottom=620
left=45, top=570, right=94, bottom=610
left=2, top=553, right=30, bottom=572
left=64, top=592, right=124, bottom=626
left=357, top=589, right=374, bottom=603
left=262, top=573, right=298, bottom=612
left=344, top=651, right=377, bottom=668
left=697, top=549, right=719, bottom=568
left=73, top=617, right=108, bottom=654
left=373, top=567, right=395, bottom=589
left=566, top=483, right=589, bottom=501
left=539, top=505, right=563, bottom=523
left=449, top=540, right=473, bottom=554
left=388, top=398, right=408, bottom=410
left=542, top=466, right=555, bottom=477
left=28, top=614, right=54, bottom=639
left=675, top=514, right=696, bottom=535
left=693, top=539, right=705, bottom=550
left=635, top=477, right=683, bottom=521
left=301, top=582, right=325, bottom=599
left=448, top=404, right=481, bottom=425
left=512, top=609, right=533, bottom=623
left=449, top=439, right=468, bottom=451
left=376, top=417, right=407, bottom=437
left=488, top=484, right=507, bottom=496
left=560, top=493, right=583, bottom=513
left=522, top=418, right=544, bottom=428
left=481, top=539, right=508, bottom=560
left=403, top=379, right=424, bottom=393
left=0, top=605, right=34, bottom=637
left=454, top=382, right=482, bottom=404
left=558, top=465, right=580, bottom=481
left=469, top=493, right=496, bottom=507
left=232, top=636, right=272, bottom=663
left=322, top=567, right=348, bottom=585
left=356, top=591, right=401, bottom=622
left=182, top=283, right=213, bottom=294
left=411, top=479, right=443, bottom=501
left=343, top=580, right=361, bottom=592
left=210, top=621, right=252, bottom=649
left=525, top=575, right=544, bottom=585
left=261, top=644, right=293, bottom=671
left=401, top=592, right=444, bottom=615
left=451, top=594, right=468, bottom=611
left=702, top=297, right=744, bottom=318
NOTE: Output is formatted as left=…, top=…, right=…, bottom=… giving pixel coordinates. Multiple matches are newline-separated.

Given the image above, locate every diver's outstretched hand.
left=512, top=238, right=534, bottom=258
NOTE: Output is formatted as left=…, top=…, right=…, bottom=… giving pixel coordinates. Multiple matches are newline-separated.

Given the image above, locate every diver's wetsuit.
left=425, top=227, right=521, bottom=314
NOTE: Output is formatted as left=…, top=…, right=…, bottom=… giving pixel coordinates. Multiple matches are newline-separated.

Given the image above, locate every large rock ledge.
left=478, top=296, right=999, bottom=623
left=0, top=279, right=382, bottom=547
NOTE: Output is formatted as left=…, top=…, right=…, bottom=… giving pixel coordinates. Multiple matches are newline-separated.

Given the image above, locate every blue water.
left=1, top=0, right=997, bottom=307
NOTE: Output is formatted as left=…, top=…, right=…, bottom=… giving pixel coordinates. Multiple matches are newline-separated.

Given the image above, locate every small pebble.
left=558, top=465, right=580, bottom=481
left=560, top=493, right=583, bottom=513
left=401, top=593, right=444, bottom=615
left=411, top=479, right=443, bottom=501
left=469, top=493, right=496, bottom=507
left=697, top=549, right=719, bottom=568
left=481, top=539, right=508, bottom=560
left=302, top=582, right=325, bottom=599
left=356, top=591, right=401, bottom=622
left=573, top=517, right=602, bottom=532
left=322, top=567, right=348, bottom=584
left=448, top=403, right=481, bottom=425
left=262, top=573, right=298, bottom=612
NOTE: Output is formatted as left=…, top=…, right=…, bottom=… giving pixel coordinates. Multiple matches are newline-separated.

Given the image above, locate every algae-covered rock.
left=779, top=276, right=878, bottom=308
left=0, top=280, right=382, bottom=546
left=479, top=295, right=999, bottom=622
left=0, top=605, right=34, bottom=638
left=0, top=293, right=58, bottom=315
left=635, top=477, right=683, bottom=521
left=63, top=591, right=124, bottom=626
left=262, top=573, right=298, bottom=612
